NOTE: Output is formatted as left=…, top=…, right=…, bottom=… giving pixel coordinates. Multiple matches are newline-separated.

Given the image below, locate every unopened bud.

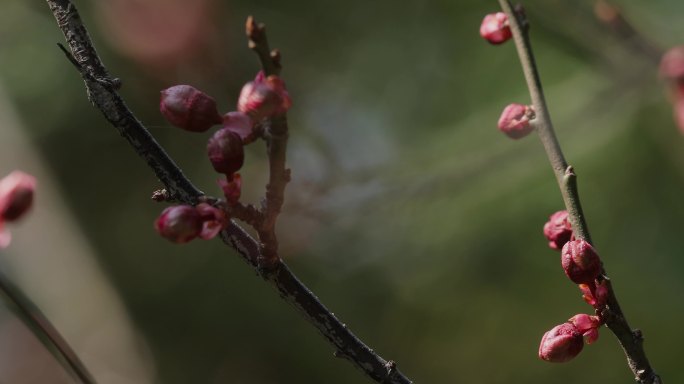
left=480, top=12, right=512, bottom=45
left=561, top=240, right=602, bottom=285
left=659, top=46, right=684, bottom=81
left=207, top=128, right=245, bottom=175
left=497, top=103, right=534, bottom=139
left=160, top=85, right=222, bottom=132
left=538, top=322, right=584, bottom=363
left=579, top=280, right=608, bottom=309
left=569, top=314, right=601, bottom=344
left=543, top=210, right=572, bottom=250
left=0, top=171, right=36, bottom=222
left=237, top=71, right=292, bottom=119
left=195, top=203, right=228, bottom=240
left=154, top=205, right=202, bottom=244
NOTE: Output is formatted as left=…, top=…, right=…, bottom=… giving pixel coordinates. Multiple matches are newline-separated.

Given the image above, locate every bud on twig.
left=237, top=71, right=292, bottom=120
left=207, top=128, right=245, bottom=175
left=497, top=103, right=534, bottom=139
left=543, top=210, right=572, bottom=250
left=154, top=205, right=203, bottom=244
left=160, top=85, right=223, bottom=132
left=480, top=12, right=512, bottom=45
left=538, top=322, right=583, bottom=363
left=561, top=240, right=601, bottom=285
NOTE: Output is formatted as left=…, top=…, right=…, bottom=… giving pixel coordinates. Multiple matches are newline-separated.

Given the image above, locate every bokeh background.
left=0, top=0, right=683, bottom=383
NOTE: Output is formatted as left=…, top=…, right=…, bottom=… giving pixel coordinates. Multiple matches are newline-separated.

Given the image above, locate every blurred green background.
left=0, top=0, right=683, bottom=383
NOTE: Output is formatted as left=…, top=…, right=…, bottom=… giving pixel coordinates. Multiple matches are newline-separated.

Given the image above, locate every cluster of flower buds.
left=659, top=46, right=684, bottom=134
left=155, top=71, right=291, bottom=243
left=480, top=15, right=537, bottom=140
left=539, top=314, right=602, bottom=363
left=0, top=171, right=36, bottom=249
left=480, top=12, right=512, bottom=45
left=538, top=210, right=608, bottom=362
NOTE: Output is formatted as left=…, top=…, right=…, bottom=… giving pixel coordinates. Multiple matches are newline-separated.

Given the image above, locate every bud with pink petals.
left=222, top=111, right=254, bottom=141
left=207, top=128, right=245, bottom=175
left=480, top=12, right=512, bottom=45
left=497, top=103, right=535, bottom=139
left=569, top=314, right=602, bottom=344
left=154, top=205, right=203, bottom=243
left=543, top=210, right=572, bottom=250
left=561, top=240, right=602, bottom=285
left=160, top=85, right=222, bottom=132
left=195, top=203, right=228, bottom=240
left=538, top=322, right=584, bottom=363
left=0, top=171, right=36, bottom=222
left=237, top=71, right=292, bottom=120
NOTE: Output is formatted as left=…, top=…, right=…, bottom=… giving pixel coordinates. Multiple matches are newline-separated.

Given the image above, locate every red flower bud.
left=195, top=203, right=228, bottom=240
left=660, top=46, right=684, bottom=81
left=218, top=173, right=242, bottom=205
left=569, top=314, right=601, bottom=344
left=237, top=71, right=292, bottom=119
left=561, top=240, right=602, bottom=285
left=154, top=205, right=202, bottom=243
left=538, top=322, right=584, bottom=363
left=222, top=111, right=254, bottom=141
left=207, top=128, right=245, bottom=175
left=480, top=12, right=512, bottom=45
left=497, top=103, right=535, bottom=139
left=543, top=210, right=572, bottom=250
left=0, top=171, right=36, bottom=223
left=160, top=85, right=222, bottom=132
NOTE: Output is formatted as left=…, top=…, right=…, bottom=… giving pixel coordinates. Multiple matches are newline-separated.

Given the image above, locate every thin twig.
left=498, top=1, right=661, bottom=383
left=0, top=268, right=96, bottom=384
left=44, top=1, right=413, bottom=382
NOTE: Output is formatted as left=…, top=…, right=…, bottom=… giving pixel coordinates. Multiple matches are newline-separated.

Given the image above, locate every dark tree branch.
left=0, top=269, right=96, bottom=384
left=45, top=1, right=413, bottom=383
left=498, top=1, right=661, bottom=383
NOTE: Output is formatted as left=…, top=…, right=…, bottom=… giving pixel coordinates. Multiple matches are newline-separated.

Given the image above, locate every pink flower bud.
left=207, top=128, right=245, bottom=175
left=480, top=12, right=512, bottom=45
left=218, top=173, right=242, bottom=204
left=0, top=171, right=36, bottom=222
left=538, top=322, right=584, bottom=363
left=154, top=205, right=202, bottom=243
left=195, top=203, right=228, bottom=240
left=561, top=240, right=602, bottom=285
left=160, top=85, right=222, bottom=132
left=497, top=103, right=535, bottom=139
left=543, top=210, right=572, bottom=250
left=222, top=111, right=254, bottom=141
left=659, top=46, right=684, bottom=81
left=237, top=71, right=292, bottom=120
left=569, top=314, right=601, bottom=344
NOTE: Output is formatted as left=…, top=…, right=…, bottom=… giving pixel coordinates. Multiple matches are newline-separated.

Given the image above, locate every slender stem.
left=0, top=268, right=96, bottom=384
left=498, top=1, right=661, bottom=383
left=45, top=1, right=413, bottom=383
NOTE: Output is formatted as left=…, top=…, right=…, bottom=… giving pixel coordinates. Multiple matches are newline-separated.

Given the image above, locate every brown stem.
left=45, top=1, right=413, bottom=383
left=498, top=1, right=661, bottom=383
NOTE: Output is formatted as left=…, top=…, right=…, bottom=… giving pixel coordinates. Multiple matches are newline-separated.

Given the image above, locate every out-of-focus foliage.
left=0, top=0, right=683, bottom=383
